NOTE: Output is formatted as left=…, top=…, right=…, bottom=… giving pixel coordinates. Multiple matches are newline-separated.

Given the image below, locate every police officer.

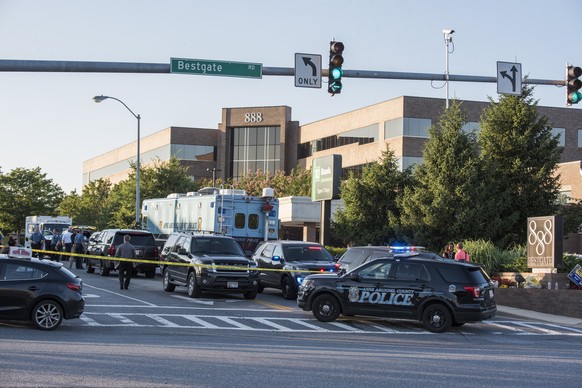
left=50, top=229, right=62, bottom=262
left=73, top=230, right=85, bottom=269
left=115, top=235, right=136, bottom=290
left=30, top=227, right=45, bottom=258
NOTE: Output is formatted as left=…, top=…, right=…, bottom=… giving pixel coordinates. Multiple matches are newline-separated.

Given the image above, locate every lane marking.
left=71, top=313, right=582, bottom=336
left=182, top=315, right=220, bottom=329
left=171, top=295, right=214, bottom=306
left=83, top=284, right=157, bottom=307
left=250, top=299, right=293, bottom=311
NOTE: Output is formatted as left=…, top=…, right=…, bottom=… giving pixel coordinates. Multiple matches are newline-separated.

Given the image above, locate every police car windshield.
left=191, top=238, right=244, bottom=256
left=282, top=245, right=333, bottom=262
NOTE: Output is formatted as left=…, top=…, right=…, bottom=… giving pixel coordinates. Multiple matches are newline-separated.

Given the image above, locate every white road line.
left=250, top=318, right=293, bottom=331
left=514, top=322, right=563, bottom=335
left=82, top=294, right=100, bottom=298
left=287, top=318, right=330, bottom=332
left=79, top=315, right=100, bottom=326
left=481, top=321, right=529, bottom=334
left=147, top=314, right=180, bottom=327
left=356, top=319, right=399, bottom=333
left=544, top=323, right=582, bottom=334
left=83, top=284, right=157, bottom=307
left=328, top=321, right=362, bottom=332
left=214, top=316, right=253, bottom=330
left=182, top=315, right=220, bottom=329
left=108, top=313, right=139, bottom=326
left=171, top=295, right=214, bottom=305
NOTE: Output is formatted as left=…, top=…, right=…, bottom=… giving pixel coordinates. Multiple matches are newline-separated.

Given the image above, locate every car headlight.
left=300, top=279, right=314, bottom=289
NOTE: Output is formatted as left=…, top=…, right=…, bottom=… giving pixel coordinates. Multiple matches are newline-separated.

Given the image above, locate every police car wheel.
left=281, top=277, right=297, bottom=300
left=187, top=272, right=202, bottom=298
left=312, top=294, right=340, bottom=322
left=422, top=304, right=452, bottom=333
left=162, top=268, right=175, bottom=292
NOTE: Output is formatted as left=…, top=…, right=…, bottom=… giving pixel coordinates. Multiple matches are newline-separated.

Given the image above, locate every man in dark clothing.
left=30, top=227, right=45, bottom=258
left=115, top=234, right=136, bottom=290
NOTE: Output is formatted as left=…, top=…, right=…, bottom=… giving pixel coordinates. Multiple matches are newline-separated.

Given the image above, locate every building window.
left=462, top=122, right=480, bottom=133
left=384, top=118, right=431, bottom=139
left=171, top=144, right=216, bottom=161
left=552, top=128, right=565, bottom=147
left=298, top=124, right=378, bottom=158
left=231, top=126, right=280, bottom=179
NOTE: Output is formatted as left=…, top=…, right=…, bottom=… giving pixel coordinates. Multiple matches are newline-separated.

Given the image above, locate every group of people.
left=27, top=227, right=88, bottom=269
left=442, top=242, right=471, bottom=262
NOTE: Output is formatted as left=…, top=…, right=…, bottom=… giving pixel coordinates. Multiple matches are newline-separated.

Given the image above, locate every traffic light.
left=567, top=64, right=582, bottom=105
left=328, top=41, right=344, bottom=95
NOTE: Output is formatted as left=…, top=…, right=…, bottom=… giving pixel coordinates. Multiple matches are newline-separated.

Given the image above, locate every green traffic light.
left=331, top=67, right=343, bottom=80
left=569, top=91, right=582, bottom=104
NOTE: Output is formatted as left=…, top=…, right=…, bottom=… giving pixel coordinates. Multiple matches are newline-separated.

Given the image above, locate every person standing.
left=73, top=230, right=85, bottom=269
left=50, top=229, right=62, bottom=262
left=61, top=228, right=74, bottom=268
left=442, top=242, right=455, bottom=260
left=454, top=242, right=470, bottom=262
left=115, top=235, right=136, bottom=290
left=30, top=227, right=45, bottom=258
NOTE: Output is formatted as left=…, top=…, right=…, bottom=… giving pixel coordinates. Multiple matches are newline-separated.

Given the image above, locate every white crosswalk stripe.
left=70, top=313, right=582, bottom=336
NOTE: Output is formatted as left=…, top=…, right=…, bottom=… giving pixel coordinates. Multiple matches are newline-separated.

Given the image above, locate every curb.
left=497, top=305, right=582, bottom=326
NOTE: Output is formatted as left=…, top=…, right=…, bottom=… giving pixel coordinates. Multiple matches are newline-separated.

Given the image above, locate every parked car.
left=297, top=251, right=496, bottom=333
left=0, top=247, right=84, bottom=330
left=85, top=229, right=159, bottom=278
left=336, top=245, right=426, bottom=273
left=252, top=240, right=337, bottom=299
left=160, top=232, right=259, bottom=299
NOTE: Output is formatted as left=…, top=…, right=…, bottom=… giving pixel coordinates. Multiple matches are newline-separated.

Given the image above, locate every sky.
left=0, top=0, right=580, bottom=193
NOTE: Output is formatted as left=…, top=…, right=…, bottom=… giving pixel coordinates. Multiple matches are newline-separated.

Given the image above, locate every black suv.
left=160, top=232, right=259, bottom=299
left=252, top=240, right=337, bottom=299
left=297, top=252, right=496, bottom=333
left=85, top=229, right=159, bottom=278
left=336, top=245, right=426, bottom=273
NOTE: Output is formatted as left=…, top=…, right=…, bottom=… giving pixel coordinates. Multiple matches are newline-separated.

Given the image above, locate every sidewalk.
left=496, top=305, right=582, bottom=326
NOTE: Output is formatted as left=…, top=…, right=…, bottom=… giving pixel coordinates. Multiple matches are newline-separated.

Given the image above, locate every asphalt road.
left=1, top=268, right=581, bottom=387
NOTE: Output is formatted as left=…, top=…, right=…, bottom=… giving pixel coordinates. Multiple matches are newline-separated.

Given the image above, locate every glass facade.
left=298, top=124, right=378, bottom=158
left=552, top=128, right=565, bottom=147
left=231, top=126, right=280, bottom=179
left=384, top=118, right=432, bottom=139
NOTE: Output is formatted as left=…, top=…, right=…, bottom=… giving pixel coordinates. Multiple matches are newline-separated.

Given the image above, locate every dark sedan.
left=252, top=240, right=337, bottom=299
left=0, top=249, right=85, bottom=330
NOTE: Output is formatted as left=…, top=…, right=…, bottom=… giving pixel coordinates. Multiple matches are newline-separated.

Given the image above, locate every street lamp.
left=93, top=95, right=141, bottom=228
left=442, top=28, right=455, bottom=109
left=207, top=168, right=222, bottom=187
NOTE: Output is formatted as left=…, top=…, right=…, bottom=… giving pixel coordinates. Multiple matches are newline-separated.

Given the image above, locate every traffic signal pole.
left=0, top=58, right=566, bottom=87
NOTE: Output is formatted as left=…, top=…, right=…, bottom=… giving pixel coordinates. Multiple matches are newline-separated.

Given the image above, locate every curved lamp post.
left=93, top=95, right=141, bottom=228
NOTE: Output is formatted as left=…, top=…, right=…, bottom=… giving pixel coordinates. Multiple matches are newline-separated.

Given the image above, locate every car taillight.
left=108, top=245, right=115, bottom=256
left=463, top=286, right=481, bottom=298
left=66, top=283, right=82, bottom=292
left=154, top=247, right=159, bottom=257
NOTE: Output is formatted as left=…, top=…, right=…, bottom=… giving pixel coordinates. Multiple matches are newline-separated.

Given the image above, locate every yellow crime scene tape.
left=21, top=247, right=337, bottom=274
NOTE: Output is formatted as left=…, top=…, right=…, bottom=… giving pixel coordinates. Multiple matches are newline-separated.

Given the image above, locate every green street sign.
left=170, top=57, right=262, bottom=79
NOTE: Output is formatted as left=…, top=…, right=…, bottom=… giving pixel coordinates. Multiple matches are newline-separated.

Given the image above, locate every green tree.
left=0, top=167, right=64, bottom=236
left=228, top=166, right=311, bottom=197
left=398, top=100, right=506, bottom=250
left=332, top=144, right=410, bottom=246
left=107, top=158, right=201, bottom=228
left=59, top=179, right=113, bottom=230
left=479, top=85, right=561, bottom=247
left=140, top=157, right=200, bottom=200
